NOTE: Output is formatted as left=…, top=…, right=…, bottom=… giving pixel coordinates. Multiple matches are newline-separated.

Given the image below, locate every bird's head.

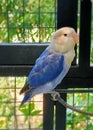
left=51, top=27, right=79, bottom=53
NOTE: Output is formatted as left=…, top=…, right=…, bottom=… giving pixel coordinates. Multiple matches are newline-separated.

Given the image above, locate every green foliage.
left=0, top=77, right=42, bottom=129
left=66, top=88, right=93, bottom=130
left=19, top=102, right=41, bottom=119
left=19, top=102, right=42, bottom=128
left=0, top=0, right=56, bottom=43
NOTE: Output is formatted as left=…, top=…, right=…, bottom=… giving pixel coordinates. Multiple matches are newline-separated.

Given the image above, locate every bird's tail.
left=19, top=82, right=29, bottom=95
left=20, top=88, right=34, bottom=106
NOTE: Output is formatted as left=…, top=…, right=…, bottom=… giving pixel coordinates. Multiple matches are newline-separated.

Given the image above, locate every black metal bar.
left=56, top=93, right=66, bottom=130
left=79, top=0, right=92, bottom=69
left=0, top=43, right=93, bottom=77
left=59, top=77, right=93, bottom=88
left=57, top=0, right=78, bottom=30
left=43, top=94, right=54, bottom=130
left=0, top=44, right=47, bottom=65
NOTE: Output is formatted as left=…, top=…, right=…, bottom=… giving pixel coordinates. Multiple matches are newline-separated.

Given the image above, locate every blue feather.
left=28, top=48, right=64, bottom=88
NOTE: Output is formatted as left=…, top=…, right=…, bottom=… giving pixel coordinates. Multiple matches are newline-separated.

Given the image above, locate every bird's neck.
left=50, top=42, right=66, bottom=53
left=64, top=49, right=75, bottom=66
left=50, top=42, right=74, bottom=54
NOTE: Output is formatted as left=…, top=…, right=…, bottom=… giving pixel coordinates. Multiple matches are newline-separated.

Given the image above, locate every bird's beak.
left=72, top=32, right=79, bottom=44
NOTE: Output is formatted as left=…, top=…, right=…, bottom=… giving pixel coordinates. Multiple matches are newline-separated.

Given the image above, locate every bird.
left=19, top=27, right=79, bottom=106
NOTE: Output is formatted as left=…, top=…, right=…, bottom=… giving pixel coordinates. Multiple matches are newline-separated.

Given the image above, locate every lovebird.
left=20, top=27, right=79, bottom=106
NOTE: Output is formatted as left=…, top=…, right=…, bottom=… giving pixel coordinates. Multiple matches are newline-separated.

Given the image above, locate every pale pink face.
left=51, top=27, right=79, bottom=53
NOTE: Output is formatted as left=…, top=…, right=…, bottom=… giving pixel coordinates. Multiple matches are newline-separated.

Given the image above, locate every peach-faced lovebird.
left=20, top=27, right=78, bottom=105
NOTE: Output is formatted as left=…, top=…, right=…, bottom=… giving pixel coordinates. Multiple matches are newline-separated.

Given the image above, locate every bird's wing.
left=28, top=51, right=64, bottom=88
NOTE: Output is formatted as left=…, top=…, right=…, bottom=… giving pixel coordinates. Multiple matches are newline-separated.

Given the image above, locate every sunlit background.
left=0, top=0, right=93, bottom=130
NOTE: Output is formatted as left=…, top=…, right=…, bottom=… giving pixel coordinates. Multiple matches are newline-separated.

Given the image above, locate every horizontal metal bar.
left=1, top=65, right=93, bottom=76
left=0, top=43, right=48, bottom=65
left=56, top=89, right=93, bottom=93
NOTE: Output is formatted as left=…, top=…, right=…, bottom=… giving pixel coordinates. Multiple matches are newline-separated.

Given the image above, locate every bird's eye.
left=64, top=34, right=67, bottom=36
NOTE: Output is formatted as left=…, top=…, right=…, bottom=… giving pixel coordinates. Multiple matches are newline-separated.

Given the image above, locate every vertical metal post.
left=57, top=0, right=78, bottom=30
left=56, top=0, right=78, bottom=130
left=79, top=0, right=91, bottom=70
left=43, top=94, right=54, bottom=130
left=56, top=93, right=67, bottom=130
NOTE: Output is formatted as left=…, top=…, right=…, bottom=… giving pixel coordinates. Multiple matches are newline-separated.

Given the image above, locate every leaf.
left=38, top=123, right=43, bottom=128
left=19, top=104, right=29, bottom=115
left=19, top=102, right=41, bottom=116
left=30, top=110, right=41, bottom=116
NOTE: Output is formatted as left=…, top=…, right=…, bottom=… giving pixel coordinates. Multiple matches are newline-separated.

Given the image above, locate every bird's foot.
left=49, top=91, right=61, bottom=101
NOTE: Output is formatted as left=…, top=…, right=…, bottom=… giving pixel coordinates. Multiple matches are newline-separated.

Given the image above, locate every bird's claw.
left=50, top=91, right=61, bottom=101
